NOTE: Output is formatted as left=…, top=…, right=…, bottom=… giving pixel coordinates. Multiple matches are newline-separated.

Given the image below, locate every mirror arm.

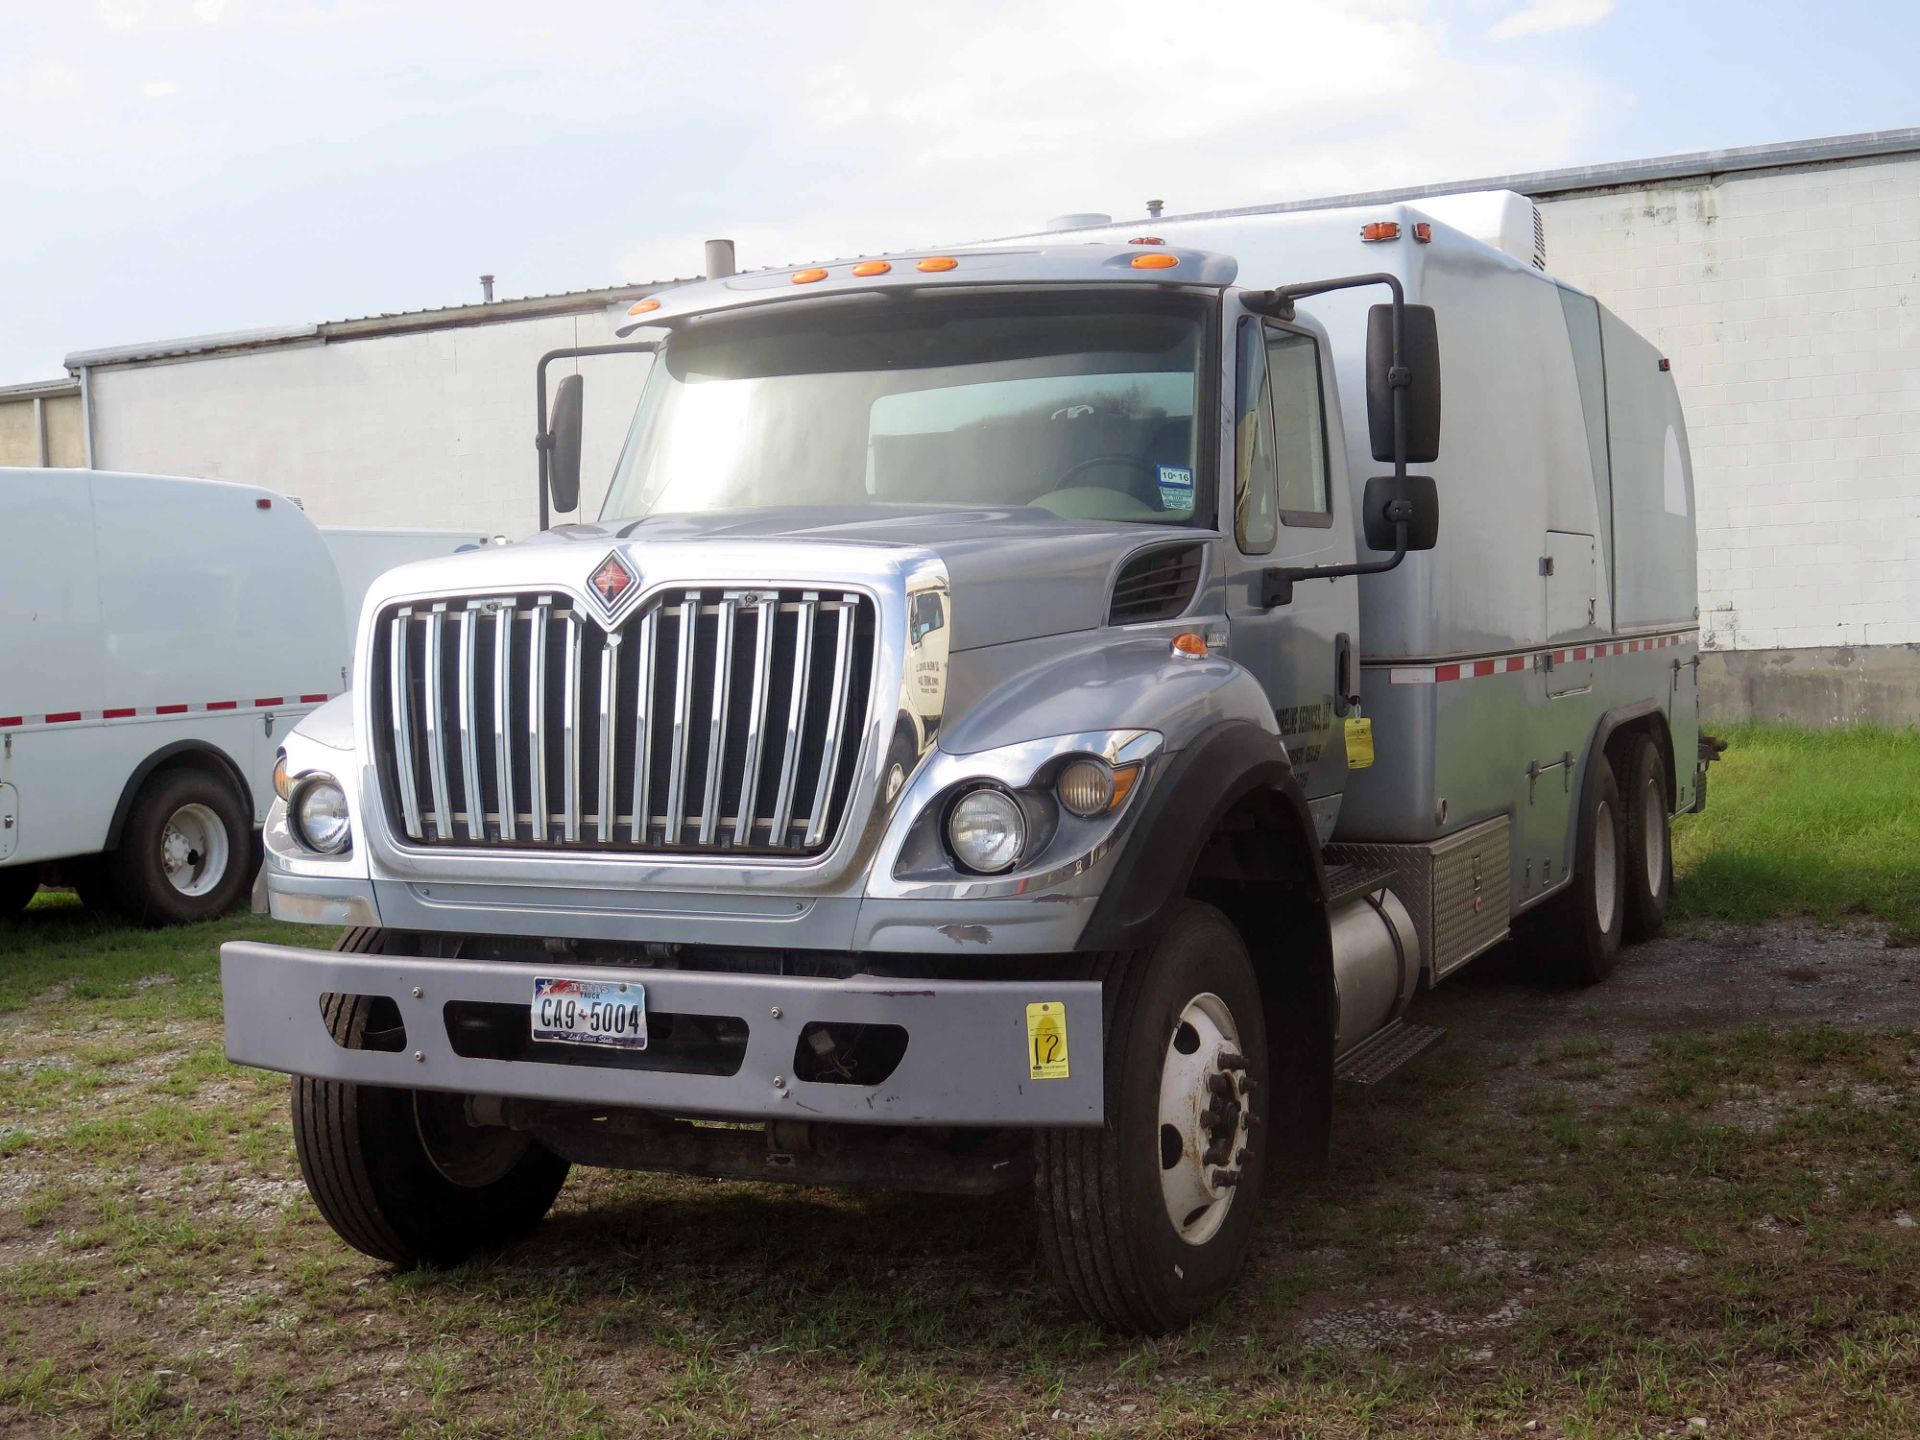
left=533, top=340, right=659, bottom=531
left=1261, top=506, right=1412, bottom=608
left=1251, top=270, right=1413, bottom=609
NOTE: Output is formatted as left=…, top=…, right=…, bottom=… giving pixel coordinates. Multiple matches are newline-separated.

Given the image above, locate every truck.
left=221, top=192, right=1706, bottom=1332
left=0, top=467, right=492, bottom=925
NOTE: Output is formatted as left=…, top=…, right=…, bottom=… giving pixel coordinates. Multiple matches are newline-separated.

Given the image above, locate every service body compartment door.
left=1542, top=531, right=1596, bottom=697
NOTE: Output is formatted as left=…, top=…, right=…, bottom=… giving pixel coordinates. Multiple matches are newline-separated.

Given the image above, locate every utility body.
left=0, top=467, right=491, bottom=924
left=224, top=193, right=1707, bottom=1330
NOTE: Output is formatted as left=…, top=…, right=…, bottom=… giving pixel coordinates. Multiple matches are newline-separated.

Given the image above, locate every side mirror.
left=1361, top=474, right=1439, bottom=553
left=545, top=373, right=584, bottom=517
left=1365, top=303, right=1440, bottom=464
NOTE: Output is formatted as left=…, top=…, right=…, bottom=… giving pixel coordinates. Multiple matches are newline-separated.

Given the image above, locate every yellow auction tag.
left=1344, top=716, right=1375, bottom=769
left=1025, top=1001, right=1070, bottom=1080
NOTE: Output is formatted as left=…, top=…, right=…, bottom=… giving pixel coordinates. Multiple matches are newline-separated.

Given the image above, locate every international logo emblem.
left=587, top=551, right=640, bottom=619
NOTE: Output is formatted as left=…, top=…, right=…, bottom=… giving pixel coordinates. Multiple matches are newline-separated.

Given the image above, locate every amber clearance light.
left=851, top=260, right=892, bottom=276
left=1130, top=252, right=1179, bottom=270
left=916, top=256, right=959, bottom=272
left=626, top=298, right=661, bottom=316
left=791, top=267, right=829, bottom=284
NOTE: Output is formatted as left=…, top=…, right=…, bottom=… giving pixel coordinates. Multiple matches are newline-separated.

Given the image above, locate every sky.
left=2, top=0, right=1915, bottom=379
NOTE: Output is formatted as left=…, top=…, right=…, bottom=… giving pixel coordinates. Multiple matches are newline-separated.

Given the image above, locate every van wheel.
left=109, top=768, right=251, bottom=926
left=1034, top=902, right=1268, bottom=1333
left=293, top=932, right=570, bottom=1268
left=1621, top=735, right=1672, bottom=941
left=1537, top=757, right=1628, bottom=984
left=0, top=866, right=40, bottom=921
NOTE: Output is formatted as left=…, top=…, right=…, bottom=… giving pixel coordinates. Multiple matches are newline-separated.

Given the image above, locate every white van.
left=0, top=469, right=485, bottom=924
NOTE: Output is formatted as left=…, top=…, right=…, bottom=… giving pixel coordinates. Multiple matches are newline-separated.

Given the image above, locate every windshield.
left=601, top=290, right=1211, bottom=526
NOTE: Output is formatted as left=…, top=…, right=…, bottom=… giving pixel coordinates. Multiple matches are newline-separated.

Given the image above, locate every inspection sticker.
left=1157, top=465, right=1195, bottom=511
left=1344, top=716, right=1375, bottom=769
left=1025, top=1001, right=1070, bottom=1080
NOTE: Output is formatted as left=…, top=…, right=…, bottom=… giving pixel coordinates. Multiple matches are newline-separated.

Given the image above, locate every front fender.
left=940, top=629, right=1277, bottom=757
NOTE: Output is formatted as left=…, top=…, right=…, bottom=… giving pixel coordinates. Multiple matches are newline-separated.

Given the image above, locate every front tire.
left=108, top=767, right=252, bottom=925
left=1035, top=902, right=1268, bottom=1333
left=292, top=930, right=570, bottom=1267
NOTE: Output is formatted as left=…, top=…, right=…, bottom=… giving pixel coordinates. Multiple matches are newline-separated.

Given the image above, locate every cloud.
left=1488, top=0, right=1615, bottom=40
left=0, top=0, right=1624, bottom=377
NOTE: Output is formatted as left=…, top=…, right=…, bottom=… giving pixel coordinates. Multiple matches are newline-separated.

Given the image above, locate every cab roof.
left=613, top=243, right=1238, bottom=336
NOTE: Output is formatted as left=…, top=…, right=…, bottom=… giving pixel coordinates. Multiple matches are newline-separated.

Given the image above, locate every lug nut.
left=1209, top=1168, right=1240, bottom=1188
left=1207, top=1073, right=1235, bottom=1100
left=1216, top=1050, right=1247, bottom=1072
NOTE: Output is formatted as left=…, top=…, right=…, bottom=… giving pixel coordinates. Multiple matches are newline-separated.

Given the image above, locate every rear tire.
left=0, top=866, right=40, bottom=920
left=1537, top=757, right=1628, bottom=984
left=292, top=930, right=570, bottom=1268
left=1621, top=735, right=1672, bottom=941
left=108, top=767, right=252, bottom=926
left=1034, top=901, right=1268, bottom=1333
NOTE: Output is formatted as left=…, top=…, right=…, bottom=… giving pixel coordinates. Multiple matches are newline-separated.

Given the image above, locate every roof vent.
left=1109, top=543, right=1204, bottom=625
left=1046, top=212, right=1112, bottom=232
left=1410, top=190, right=1546, bottom=271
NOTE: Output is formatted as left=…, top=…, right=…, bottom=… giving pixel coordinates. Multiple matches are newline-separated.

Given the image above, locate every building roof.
left=0, top=376, right=81, bottom=401
left=63, top=277, right=698, bottom=373
left=61, top=127, right=1920, bottom=375
left=1019, top=128, right=1920, bottom=236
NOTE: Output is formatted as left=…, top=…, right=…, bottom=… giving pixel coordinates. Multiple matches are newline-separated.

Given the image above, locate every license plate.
left=530, top=977, right=648, bottom=1050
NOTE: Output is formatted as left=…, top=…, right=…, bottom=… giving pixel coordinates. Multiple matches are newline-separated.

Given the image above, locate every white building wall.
left=1539, top=153, right=1920, bottom=651
left=87, top=307, right=649, bottom=539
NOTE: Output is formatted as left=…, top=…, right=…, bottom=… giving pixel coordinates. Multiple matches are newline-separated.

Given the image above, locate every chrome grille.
left=371, top=587, right=876, bottom=855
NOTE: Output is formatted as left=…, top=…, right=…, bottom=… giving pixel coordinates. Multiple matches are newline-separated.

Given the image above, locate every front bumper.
left=220, top=941, right=1104, bottom=1127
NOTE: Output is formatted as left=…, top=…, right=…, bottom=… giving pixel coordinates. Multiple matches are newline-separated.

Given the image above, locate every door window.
left=1234, top=320, right=1332, bottom=554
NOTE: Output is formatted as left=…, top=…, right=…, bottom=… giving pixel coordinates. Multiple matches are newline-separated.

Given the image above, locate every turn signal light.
left=916, top=256, right=959, bottom=272
left=1130, top=252, right=1178, bottom=269
left=1361, top=221, right=1401, bottom=242
left=791, top=268, right=829, bottom=284
left=626, top=298, right=661, bottom=316
left=851, top=260, right=891, bottom=276
left=1171, top=631, right=1208, bottom=658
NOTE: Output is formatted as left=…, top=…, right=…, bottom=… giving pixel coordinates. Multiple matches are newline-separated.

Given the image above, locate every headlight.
left=291, top=774, right=352, bottom=854
left=946, top=787, right=1025, bottom=874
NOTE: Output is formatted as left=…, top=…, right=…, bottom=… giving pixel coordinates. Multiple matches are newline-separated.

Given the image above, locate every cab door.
left=1217, top=305, right=1360, bottom=807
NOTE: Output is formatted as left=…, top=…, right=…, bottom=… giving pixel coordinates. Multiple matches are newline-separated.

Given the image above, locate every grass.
left=0, top=725, right=1915, bottom=1436
left=1673, top=723, right=1920, bottom=939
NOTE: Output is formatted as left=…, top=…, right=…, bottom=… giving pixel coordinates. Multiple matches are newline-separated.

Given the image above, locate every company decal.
left=1273, top=700, right=1336, bottom=765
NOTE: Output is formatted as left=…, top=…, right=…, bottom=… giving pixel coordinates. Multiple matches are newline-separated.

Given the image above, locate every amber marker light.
left=916, top=256, right=959, bottom=272
left=791, top=267, right=829, bottom=284
left=851, top=260, right=891, bottom=276
left=626, top=298, right=661, bottom=316
left=1361, top=221, right=1401, bottom=242
left=1171, top=631, right=1208, bottom=658
left=1130, top=252, right=1178, bottom=269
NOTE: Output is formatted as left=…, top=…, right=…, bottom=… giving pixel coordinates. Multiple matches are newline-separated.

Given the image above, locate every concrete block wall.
left=1540, top=153, right=1920, bottom=654
left=87, top=308, right=649, bottom=539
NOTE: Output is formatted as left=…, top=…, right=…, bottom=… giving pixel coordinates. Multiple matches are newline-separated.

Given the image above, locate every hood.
left=518, top=506, right=1198, bottom=651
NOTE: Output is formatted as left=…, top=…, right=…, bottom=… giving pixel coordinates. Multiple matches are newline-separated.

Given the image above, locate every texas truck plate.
left=530, top=977, right=648, bottom=1050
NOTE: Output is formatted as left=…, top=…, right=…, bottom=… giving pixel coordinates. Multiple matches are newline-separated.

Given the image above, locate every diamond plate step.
left=1335, top=1019, right=1446, bottom=1087
left=1322, top=862, right=1397, bottom=909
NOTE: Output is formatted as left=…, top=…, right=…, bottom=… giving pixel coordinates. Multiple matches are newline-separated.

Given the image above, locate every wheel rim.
left=1643, top=776, right=1666, bottom=894
left=412, top=1090, right=532, bottom=1188
left=1156, top=991, right=1252, bottom=1247
left=1593, top=798, right=1619, bottom=933
left=159, top=803, right=229, bottom=898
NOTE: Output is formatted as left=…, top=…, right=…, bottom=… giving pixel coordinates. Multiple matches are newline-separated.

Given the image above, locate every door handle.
left=1334, top=632, right=1358, bottom=717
